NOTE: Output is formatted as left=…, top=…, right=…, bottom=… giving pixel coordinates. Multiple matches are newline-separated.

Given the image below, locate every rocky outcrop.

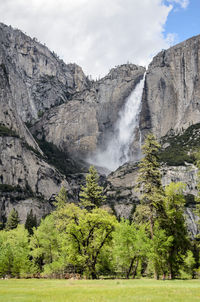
left=140, top=34, right=200, bottom=140
left=0, top=24, right=73, bottom=223
left=0, top=23, right=145, bottom=160
left=0, top=136, right=70, bottom=198
left=0, top=131, right=70, bottom=224
left=105, top=162, right=199, bottom=236
left=161, top=164, right=198, bottom=195
left=0, top=23, right=90, bottom=123
left=0, top=23, right=145, bottom=223
left=0, top=193, right=53, bottom=225
left=1, top=21, right=200, bottom=232
left=106, top=162, right=198, bottom=211
left=31, top=64, right=145, bottom=158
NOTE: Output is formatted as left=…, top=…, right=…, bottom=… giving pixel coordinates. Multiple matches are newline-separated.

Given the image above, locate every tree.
left=147, top=222, right=173, bottom=279
left=113, top=219, right=149, bottom=279
left=54, top=203, right=117, bottom=279
left=79, top=165, right=106, bottom=208
left=194, top=153, right=200, bottom=274
left=5, top=208, right=20, bottom=230
left=0, top=225, right=34, bottom=278
left=30, top=215, right=65, bottom=275
left=195, top=152, right=200, bottom=203
left=25, top=209, right=37, bottom=235
left=163, top=182, right=189, bottom=279
left=54, top=186, right=68, bottom=209
left=194, top=152, right=200, bottom=234
left=179, top=250, right=195, bottom=279
left=136, top=134, right=164, bottom=238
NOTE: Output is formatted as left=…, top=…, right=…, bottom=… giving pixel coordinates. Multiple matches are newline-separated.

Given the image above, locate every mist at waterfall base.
left=90, top=76, right=145, bottom=172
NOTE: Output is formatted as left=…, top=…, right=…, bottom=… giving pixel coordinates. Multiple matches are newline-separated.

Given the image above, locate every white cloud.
left=0, top=0, right=186, bottom=78
left=167, top=0, right=189, bottom=9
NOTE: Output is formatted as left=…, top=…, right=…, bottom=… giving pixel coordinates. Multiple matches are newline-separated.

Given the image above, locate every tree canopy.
left=5, top=209, right=20, bottom=231
left=79, top=165, right=106, bottom=209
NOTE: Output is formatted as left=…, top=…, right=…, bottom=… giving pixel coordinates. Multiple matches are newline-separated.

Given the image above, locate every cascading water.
left=91, top=74, right=145, bottom=171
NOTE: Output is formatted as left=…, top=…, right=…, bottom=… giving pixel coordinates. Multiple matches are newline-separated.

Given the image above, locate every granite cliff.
left=0, top=22, right=200, bottom=231
left=140, top=34, right=200, bottom=140
left=105, top=162, right=199, bottom=237
left=0, top=23, right=145, bottom=223
left=31, top=64, right=145, bottom=159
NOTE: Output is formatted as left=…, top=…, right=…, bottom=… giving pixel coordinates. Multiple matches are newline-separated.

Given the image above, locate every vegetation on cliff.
left=0, top=124, right=19, bottom=138
left=159, top=123, right=200, bottom=166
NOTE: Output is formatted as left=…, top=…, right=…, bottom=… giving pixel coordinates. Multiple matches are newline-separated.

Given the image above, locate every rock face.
left=106, top=162, right=198, bottom=212
left=0, top=23, right=73, bottom=223
left=106, top=162, right=199, bottom=236
left=1, top=21, right=200, bottom=232
left=31, top=64, right=145, bottom=159
left=0, top=23, right=89, bottom=123
left=140, top=35, right=200, bottom=140
left=0, top=23, right=145, bottom=223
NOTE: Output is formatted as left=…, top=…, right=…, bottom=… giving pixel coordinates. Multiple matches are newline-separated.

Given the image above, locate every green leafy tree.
left=194, top=153, right=200, bottom=274
left=54, top=203, right=117, bottom=279
left=30, top=215, right=65, bottom=275
left=136, top=134, right=164, bottom=238
left=0, top=231, right=13, bottom=277
left=0, top=225, right=34, bottom=278
left=5, top=208, right=20, bottom=230
left=179, top=250, right=196, bottom=279
left=113, top=219, right=149, bottom=279
left=195, top=152, right=200, bottom=203
left=194, top=153, right=200, bottom=235
left=164, top=182, right=189, bottom=279
left=147, top=222, right=173, bottom=279
left=25, top=209, right=37, bottom=235
left=79, top=165, right=106, bottom=208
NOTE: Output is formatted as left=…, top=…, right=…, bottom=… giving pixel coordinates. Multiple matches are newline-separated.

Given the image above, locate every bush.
left=0, top=124, right=19, bottom=138
left=0, top=184, right=23, bottom=193
left=37, top=110, right=44, bottom=118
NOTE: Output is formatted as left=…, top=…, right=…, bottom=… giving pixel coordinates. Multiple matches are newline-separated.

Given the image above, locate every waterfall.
left=91, top=74, right=145, bottom=171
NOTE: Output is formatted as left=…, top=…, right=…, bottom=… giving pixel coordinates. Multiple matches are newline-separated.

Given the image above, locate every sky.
left=0, top=0, right=199, bottom=78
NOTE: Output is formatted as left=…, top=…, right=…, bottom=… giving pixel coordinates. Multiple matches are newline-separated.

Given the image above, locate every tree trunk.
left=91, top=271, right=97, bottom=279
left=169, top=262, right=173, bottom=280
left=162, top=272, right=166, bottom=280
left=126, top=257, right=135, bottom=279
left=90, top=260, right=98, bottom=279
left=154, top=262, right=159, bottom=280
left=132, top=258, right=139, bottom=279
left=154, top=271, right=159, bottom=280
left=149, top=206, right=154, bottom=239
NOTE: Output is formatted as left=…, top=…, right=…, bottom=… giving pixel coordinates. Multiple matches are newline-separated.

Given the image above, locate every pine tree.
left=25, top=209, right=37, bottom=235
left=136, top=133, right=164, bottom=238
left=54, top=186, right=68, bottom=209
left=5, top=208, right=20, bottom=230
left=79, top=165, right=106, bottom=208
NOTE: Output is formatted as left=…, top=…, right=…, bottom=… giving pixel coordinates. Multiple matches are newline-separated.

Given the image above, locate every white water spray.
left=92, top=75, right=145, bottom=171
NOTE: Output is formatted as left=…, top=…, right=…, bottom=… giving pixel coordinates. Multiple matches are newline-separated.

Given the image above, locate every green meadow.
left=0, top=279, right=200, bottom=302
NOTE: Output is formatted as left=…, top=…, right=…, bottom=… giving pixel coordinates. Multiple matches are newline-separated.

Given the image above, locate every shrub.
left=0, top=124, right=19, bottom=138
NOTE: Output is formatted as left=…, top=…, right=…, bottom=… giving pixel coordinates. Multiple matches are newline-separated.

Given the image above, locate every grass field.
left=0, top=279, right=200, bottom=302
